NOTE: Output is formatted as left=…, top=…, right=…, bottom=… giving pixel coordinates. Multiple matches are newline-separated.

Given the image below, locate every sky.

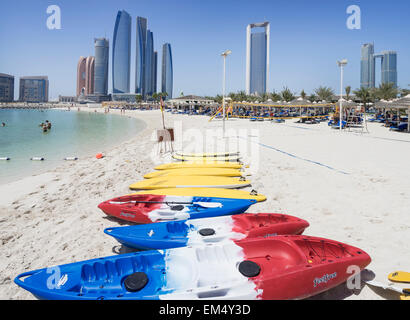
left=1, top=0, right=409, bottom=100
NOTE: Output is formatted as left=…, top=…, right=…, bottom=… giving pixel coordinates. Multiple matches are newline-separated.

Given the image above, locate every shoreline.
left=0, top=107, right=147, bottom=187
left=1, top=109, right=410, bottom=300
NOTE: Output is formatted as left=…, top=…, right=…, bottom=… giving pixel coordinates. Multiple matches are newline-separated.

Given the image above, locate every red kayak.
left=235, top=235, right=371, bottom=299
left=97, top=194, right=256, bottom=223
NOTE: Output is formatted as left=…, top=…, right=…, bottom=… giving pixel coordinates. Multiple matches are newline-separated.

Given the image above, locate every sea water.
left=0, top=108, right=146, bottom=184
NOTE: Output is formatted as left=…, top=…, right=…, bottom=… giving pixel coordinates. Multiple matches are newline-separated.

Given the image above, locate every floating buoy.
left=64, top=157, right=78, bottom=161
left=31, top=157, right=45, bottom=161
left=96, top=153, right=104, bottom=159
left=0, top=157, right=10, bottom=161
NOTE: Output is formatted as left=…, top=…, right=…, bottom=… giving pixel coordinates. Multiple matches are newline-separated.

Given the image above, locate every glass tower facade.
left=250, top=32, right=267, bottom=95
left=152, top=51, right=158, bottom=94
left=381, top=51, right=397, bottom=87
left=161, top=43, right=173, bottom=99
left=94, top=38, right=109, bottom=95
left=112, top=10, right=131, bottom=94
left=360, top=43, right=375, bottom=89
left=246, top=22, right=270, bottom=95
left=135, top=17, right=147, bottom=97
left=144, top=30, right=154, bottom=97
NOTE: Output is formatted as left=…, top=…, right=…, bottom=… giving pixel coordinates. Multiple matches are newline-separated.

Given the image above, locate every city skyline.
left=1, top=0, right=410, bottom=100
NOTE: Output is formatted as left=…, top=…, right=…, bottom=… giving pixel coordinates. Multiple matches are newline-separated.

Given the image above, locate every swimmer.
left=1, top=122, right=5, bottom=127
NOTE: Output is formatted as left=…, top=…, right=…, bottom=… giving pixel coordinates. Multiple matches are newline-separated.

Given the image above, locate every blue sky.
left=1, top=0, right=409, bottom=100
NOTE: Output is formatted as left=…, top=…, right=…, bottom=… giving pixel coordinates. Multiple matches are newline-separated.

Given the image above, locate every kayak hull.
left=129, top=176, right=251, bottom=190
left=98, top=194, right=256, bottom=223
left=104, top=213, right=310, bottom=250
left=144, top=168, right=244, bottom=179
left=133, top=188, right=266, bottom=202
left=155, top=162, right=243, bottom=170
left=14, top=235, right=371, bottom=300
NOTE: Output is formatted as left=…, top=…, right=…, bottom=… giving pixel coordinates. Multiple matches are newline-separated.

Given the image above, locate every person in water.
left=1, top=122, right=5, bottom=127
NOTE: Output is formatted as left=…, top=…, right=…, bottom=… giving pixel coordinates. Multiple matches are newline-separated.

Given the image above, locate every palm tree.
left=373, top=83, right=398, bottom=101
left=353, top=87, right=372, bottom=111
left=314, top=86, right=334, bottom=102
left=345, top=86, right=351, bottom=100
left=308, top=94, right=317, bottom=103
left=300, top=90, right=306, bottom=100
left=280, top=87, right=295, bottom=102
left=269, top=91, right=281, bottom=102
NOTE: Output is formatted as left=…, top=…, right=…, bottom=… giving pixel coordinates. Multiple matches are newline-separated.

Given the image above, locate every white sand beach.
left=1, top=107, right=409, bottom=300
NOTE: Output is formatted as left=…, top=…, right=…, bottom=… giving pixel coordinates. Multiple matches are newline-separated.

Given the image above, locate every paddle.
left=109, top=200, right=223, bottom=208
left=364, top=279, right=410, bottom=295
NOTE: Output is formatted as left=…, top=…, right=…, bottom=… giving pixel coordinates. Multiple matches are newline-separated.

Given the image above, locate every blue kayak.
left=104, top=213, right=310, bottom=250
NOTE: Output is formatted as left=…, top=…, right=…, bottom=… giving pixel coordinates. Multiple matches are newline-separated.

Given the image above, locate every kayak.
left=174, top=151, right=240, bottom=158
left=144, top=168, right=244, bottom=179
left=172, top=154, right=241, bottom=162
left=388, top=271, right=410, bottom=283
left=155, top=162, right=243, bottom=170
left=104, top=213, right=310, bottom=250
left=133, top=188, right=266, bottom=202
left=98, top=194, right=256, bottom=223
left=14, top=235, right=371, bottom=300
left=129, top=176, right=251, bottom=190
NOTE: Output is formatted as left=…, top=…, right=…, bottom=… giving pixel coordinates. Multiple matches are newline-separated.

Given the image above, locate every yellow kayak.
left=174, top=151, right=240, bottom=158
left=132, top=187, right=266, bottom=202
left=388, top=271, right=410, bottom=283
left=172, top=154, right=241, bottom=162
left=129, top=176, right=251, bottom=190
left=144, top=168, right=244, bottom=179
left=155, top=161, right=243, bottom=170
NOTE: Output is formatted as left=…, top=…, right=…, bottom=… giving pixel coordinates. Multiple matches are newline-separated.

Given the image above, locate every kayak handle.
left=14, top=270, right=37, bottom=286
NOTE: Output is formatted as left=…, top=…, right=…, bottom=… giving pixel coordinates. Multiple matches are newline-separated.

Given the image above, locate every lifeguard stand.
left=157, top=128, right=174, bottom=154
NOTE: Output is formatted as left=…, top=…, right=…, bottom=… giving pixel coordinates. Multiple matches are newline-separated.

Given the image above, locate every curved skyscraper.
left=112, top=10, right=131, bottom=94
left=77, top=56, right=94, bottom=96
left=161, top=43, right=173, bottom=99
left=135, top=17, right=147, bottom=97
left=94, top=38, right=109, bottom=95
left=246, top=22, right=270, bottom=95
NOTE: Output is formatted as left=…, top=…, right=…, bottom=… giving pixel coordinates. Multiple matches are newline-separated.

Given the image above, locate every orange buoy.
left=96, top=153, right=104, bottom=159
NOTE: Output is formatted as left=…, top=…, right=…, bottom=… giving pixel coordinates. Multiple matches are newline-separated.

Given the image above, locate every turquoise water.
left=0, top=109, right=146, bottom=184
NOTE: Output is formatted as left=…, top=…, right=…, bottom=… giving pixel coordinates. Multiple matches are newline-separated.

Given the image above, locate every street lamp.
left=337, top=59, right=348, bottom=131
left=221, top=50, right=232, bottom=137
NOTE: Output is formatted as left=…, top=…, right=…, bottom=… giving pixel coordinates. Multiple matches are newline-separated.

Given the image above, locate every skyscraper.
left=246, top=22, right=270, bottom=95
left=77, top=56, right=95, bottom=96
left=85, top=56, right=95, bottom=95
left=144, top=30, right=154, bottom=97
left=153, top=51, right=158, bottom=94
left=360, top=43, right=375, bottom=89
left=161, top=43, right=173, bottom=99
left=135, top=16, right=147, bottom=97
left=112, top=10, right=131, bottom=94
left=381, top=51, right=397, bottom=87
left=94, top=38, right=109, bottom=95
left=360, top=44, right=397, bottom=88
left=0, top=73, right=14, bottom=102
left=19, top=76, right=49, bottom=102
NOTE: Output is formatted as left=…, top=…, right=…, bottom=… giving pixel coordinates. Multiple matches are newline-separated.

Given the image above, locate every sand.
left=1, top=107, right=409, bottom=300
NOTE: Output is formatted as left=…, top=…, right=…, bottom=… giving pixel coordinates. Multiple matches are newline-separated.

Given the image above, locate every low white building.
left=167, top=95, right=215, bottom=109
